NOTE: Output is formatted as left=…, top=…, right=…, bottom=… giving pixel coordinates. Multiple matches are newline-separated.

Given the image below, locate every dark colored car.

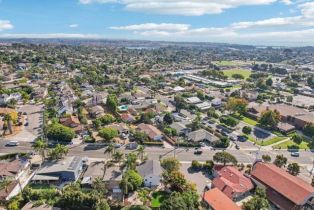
left=194, top=150, right=203, bottom=155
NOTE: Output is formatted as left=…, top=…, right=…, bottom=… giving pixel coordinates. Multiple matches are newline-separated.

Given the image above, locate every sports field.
left=223, top=69, right=251, bottom=79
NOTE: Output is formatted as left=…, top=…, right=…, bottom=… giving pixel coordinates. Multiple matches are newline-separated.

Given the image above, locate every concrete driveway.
left=5, top=104, right=44, bottom=142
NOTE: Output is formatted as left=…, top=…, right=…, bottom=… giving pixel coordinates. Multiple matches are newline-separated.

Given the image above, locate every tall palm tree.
left=92, top=177, right=107, bottom=195
left=125, top=153, right=137, bottom=170
left=120, top=173, right=133, bottom=202
left=136, top=145, right=145, bottom=162
left=112, top=151, right=124, bottom=164
left=3, top=114, right=13, bottom=134
left=104, top=143, right=115, bottom=159
left=32, top=138, right=48, bottom=162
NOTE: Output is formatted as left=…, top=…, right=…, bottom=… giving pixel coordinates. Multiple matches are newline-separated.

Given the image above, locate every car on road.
left=24, top=121, right=29, bottom=126
left=194, top=149, right=203, bottom=155
left=291, top=152, right=300, bottom=157
left=6, top=141, right=19, bottom=146
left=235, top=144, right=240, bottom=150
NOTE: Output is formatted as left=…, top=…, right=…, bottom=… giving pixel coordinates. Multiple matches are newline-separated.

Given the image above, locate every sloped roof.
left=203, top=188, right=241, bottom=210
left=212, top=166, right=254, bottom=199
left=137, top=123, right=162, bottom=139
left=137, top=160, right=162, bottom=177
left=188, top=129, right=214, bottom=142
left=251, top=162, right=314, bottom=205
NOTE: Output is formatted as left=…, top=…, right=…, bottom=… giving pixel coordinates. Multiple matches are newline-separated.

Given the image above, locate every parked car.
left=6, top=141, right=19, bottom=146
left=194, top=149, right=203, bottom=155
left=291, top=152, right=300, bottom=157
left=235, top=144, right=240, bottom=150
left=237, top=135, right=248, bottom=142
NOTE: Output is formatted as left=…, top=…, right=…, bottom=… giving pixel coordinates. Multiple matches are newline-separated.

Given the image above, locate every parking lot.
left=180, top=162, right=211, bottom=195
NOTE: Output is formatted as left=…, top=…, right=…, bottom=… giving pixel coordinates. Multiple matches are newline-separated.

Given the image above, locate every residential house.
left=107, top=123, right=129, bottom=138
left=137, top=160, right=162, bottom=188
left=137, top=123, right=163, bottom=141
left=212, top=165, right=254, bottom=201
left=32, top=156, right=84, bottom=183
left=202, top=188, right=241, bottom=210
left=185, top=96, right=202, bottom=104
left=188, top=129, right=215, bottom=143
left=0, top=159, right=30, bottom=181
left=89, top=105, right=105, bottom=118
left=248, top=102, right=314, bottom=130
left=196, top=101, right=212, bottom=111
left=251, top=162, right=314, bottom=210
left=211, top=98, right=222, bottom=108
left=120, top=113, right=135, bottom=123
left=170, top=122, right=191, bottom=136
left=60, top=115, right=83, bottom=134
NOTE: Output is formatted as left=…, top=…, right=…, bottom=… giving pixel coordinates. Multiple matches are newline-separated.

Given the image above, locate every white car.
left=6, top=141, right=19, bottom=146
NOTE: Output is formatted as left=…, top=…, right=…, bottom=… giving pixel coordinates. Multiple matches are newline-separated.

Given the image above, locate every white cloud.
left=299, top=2, right=314, bottom=18
left=69, top=24, right=79, bottom=28
left=79, top=0, right=278, bottom=16
left=110, top=23, right=190, bottom=31
left=0, top=20, right=13, bottom=31
left=281, top=0, right=292, bottom=5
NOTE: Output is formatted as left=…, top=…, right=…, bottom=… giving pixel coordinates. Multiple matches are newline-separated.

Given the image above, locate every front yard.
left=272, top=139, right=313, bottom=150
left=247, top=135, right=287, bottom=146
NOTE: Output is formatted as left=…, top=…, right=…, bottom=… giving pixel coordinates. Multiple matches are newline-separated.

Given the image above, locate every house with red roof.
left=202, top=188, right=241, bottom=210
left=212, top=165, right=254, bottom=201
left=251, top=162, right=314, bottom=210
left=137, top=123, right=163, bottom=141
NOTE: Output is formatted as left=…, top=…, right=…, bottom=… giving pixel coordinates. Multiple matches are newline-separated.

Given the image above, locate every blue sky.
left=0, top=0, right=314, bottom=46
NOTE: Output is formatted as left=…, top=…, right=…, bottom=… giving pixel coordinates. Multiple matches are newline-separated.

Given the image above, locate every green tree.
left=226, top=97, right=248, bottom=115
left=242, top=126, right=252, bottom=135
left=232, top=73, right=244, bottom=80
left=262, top=154, right=271, bottom=163
left=304, top=124, right=314, bottom=138
left=163, top=112, right=173, bottom=124
left=46, top=123, right=75, bottom=142
left=161, top=157, right=181, bottom=173
left=122, top=205, right=151, bottom=210
left=137, top=145, right=145, bottom=162
left=48, top=144, right=69, bottom=160
left=287, top=163, right=300, bottom=176
left=273, top=154, right=287, bottom=168
left=99, top=114, right=116, bottom=125
left=266, top=78, right=273, bottom=86
left=291, top=134, right=303, bottom=144
left=106, top=94, right=118, bottom=114
left=32, top=138, right=48, bottom=162
left=191, top=160, right=202, bottom=171
left=126, top=170, right=143, bottom=190
left=98, top=127, right=118, bottom=141
left=242, top=187, right=270, bottom=210
left=132, top=131, right=148, bottom=144
left=259, top=109, right=280, bottom=129
left=213, top=151, right=237, bottom=166
left=104, top=143, right=115, bottom=159
left=203, top=160, right=214, bottom=174
left=160, top=191, right=200, bottom=210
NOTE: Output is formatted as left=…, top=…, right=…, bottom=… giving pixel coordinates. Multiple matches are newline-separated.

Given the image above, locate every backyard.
left=151, top=191, right=168, bottom=208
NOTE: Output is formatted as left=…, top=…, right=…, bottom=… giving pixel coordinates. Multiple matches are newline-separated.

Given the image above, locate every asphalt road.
left=0, top=141, right=313, bottom=166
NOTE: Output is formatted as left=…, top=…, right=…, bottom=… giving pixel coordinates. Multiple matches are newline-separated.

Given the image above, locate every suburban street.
left=0, top=140, right=313, bottom=166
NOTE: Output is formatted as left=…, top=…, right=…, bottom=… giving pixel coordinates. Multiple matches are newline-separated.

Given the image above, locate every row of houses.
left=203, top=161, right=314, bottom=210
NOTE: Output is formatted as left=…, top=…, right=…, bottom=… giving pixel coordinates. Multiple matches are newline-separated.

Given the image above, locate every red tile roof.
left=251, top=162, right=314, bottom=205
left=203, top=188, right=241, bottom=210
left=213, top=166, right=254, bottom=199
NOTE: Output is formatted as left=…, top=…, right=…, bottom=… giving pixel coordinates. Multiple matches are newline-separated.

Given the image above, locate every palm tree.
left=136, top=145, right=145, bottom=162
left=104, top=143, right=115, bottom=159
left=32, top=138, right=48, bottom=162
left=92, top=177, right=107, bottom=195
left=49, top=144, right=69, bottom=160
left=125, top=153, right=137, bottom=170
left=112, top=151, right=124, bottom=164
left=3, top=114, right=13, bottom=134
left=120, top=173, right=133, bottom=202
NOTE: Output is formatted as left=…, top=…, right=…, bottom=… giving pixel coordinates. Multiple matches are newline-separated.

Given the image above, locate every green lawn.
left=223, top=69, right=252, bottom=79
left=151, top=191, right=168, bottom=208
left=273, top=140, right=313, bottom=150
left=213, top=60, right=238, bottom=66
left=232, top=114, right=258, bottom=126
left=247, top=135, right=286, bottom=146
